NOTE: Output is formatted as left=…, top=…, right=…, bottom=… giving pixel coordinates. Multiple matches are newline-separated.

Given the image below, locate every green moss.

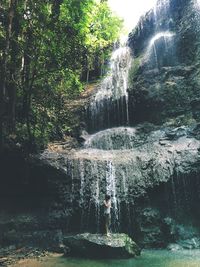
left=128, top=55, right=143, bottom=85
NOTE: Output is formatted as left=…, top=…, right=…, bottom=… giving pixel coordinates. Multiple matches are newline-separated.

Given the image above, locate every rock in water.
left=63, top=233, right=141, bottom=258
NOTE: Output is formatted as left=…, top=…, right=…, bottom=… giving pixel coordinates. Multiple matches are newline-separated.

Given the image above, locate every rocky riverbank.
left=0, top=233, right=140, bottom=266
left=0, top=246, right=51, bottom=267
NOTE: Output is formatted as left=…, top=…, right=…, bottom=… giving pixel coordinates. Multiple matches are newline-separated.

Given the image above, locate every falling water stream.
left=67, top=42, right=136, bottom=233
left=88, top=45, right=132, bottom=131
left=66, top=0, right=200, bottom=235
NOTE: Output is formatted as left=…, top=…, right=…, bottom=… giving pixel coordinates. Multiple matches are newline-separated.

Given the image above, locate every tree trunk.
left=51, top=0, right=63, bottom=23
left=0, top=72, right=4, bottom=153
left=0, top=0, right=16, bottom=151
left=22, top=26, right=38, bottom=148
left=22, top=33, right=32, bottom=145
left=100, top=52, right=105, bottom=77
left=86, top=69, right=90, bottom=84
left=8, top=0, right=19, bottom=132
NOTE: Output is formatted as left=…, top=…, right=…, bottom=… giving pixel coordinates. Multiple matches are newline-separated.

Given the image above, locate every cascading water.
left=84, top=127, right=139, bottom=150
left=67, top=0, right=181, bottom=234
left=153, top=0, right=170, bottom=24
left=131, top=0, right=177, bottom=69
left=88, top=45, right=132, bottom=132
left=62, top=0, right=200, bottom=239
left=145, top=31, right=176, bottom=68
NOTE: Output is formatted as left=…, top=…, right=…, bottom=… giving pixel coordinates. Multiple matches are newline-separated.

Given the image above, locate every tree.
left=83, top=1, right=123, bottom=80
left=0, top=0, right=123, bottom=151
left=0, top=0, right=18, bottom=150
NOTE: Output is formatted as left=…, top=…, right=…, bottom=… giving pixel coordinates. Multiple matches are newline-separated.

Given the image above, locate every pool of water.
left=11, top=249, right=200, bottom=267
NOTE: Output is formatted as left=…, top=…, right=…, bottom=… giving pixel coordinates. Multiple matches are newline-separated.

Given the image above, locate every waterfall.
left=79, top=159, right=86, bottom=231
left=153, top=0, right=170, bottom=23
left=145, top=31, right=176, bottom=68
left=84, top=127, right=138, bottom=150
left=106, top=161, right=119, bottom=232
left=135, top=0, right=177, bottom=69
left=88, top=45, right=132, bottom=132
left=59, top=0, right=200, bottom=238
left=66, top=127, right=166, bottom=233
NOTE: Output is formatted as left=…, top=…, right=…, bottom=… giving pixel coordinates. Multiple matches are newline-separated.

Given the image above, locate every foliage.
left=0, top=0, right=123, bottom=151
left=128, top=55, right=143, bottom=84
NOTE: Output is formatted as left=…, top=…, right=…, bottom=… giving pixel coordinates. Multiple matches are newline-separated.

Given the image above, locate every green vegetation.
left=0, top=0, right=123, bottom=151
left=128, top=55, right=143, bottom=84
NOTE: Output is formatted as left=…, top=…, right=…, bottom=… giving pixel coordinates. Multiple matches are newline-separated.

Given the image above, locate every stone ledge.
left=63, top=233, right=141, bottom=259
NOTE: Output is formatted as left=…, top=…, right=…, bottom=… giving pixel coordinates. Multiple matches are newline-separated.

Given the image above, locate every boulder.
left=63, top=233, right=141, bottom=259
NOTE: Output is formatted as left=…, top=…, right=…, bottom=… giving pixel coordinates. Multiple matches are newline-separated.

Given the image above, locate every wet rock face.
left=127, top=65, right=198, bottom=124
left=63, top=233, right=141, bottom=258
left=32, top=124, right=200, bottom=247
left=128, top=0, right=200, bottom=125
left=87, top=47, right=132, bottom=133
left=128, top=0, right=196, bottom=60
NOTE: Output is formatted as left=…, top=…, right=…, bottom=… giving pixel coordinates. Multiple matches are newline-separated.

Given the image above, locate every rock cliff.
left=128, top=0, right=200, bottom=125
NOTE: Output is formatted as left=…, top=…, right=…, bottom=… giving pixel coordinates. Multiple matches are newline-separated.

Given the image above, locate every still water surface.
left=11, top=249, right=200, bottom=267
